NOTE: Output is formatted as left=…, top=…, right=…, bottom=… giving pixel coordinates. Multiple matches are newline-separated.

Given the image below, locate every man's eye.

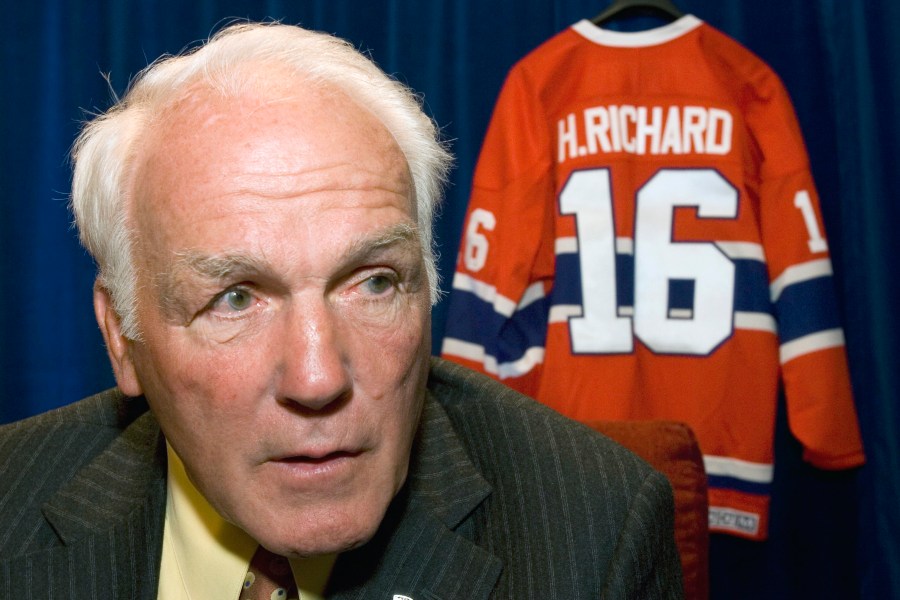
left=217, top=288, right=255, bottom=312
left=363, top=275, right=394, bottom=295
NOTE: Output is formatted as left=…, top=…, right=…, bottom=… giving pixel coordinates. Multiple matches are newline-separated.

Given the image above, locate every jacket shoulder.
left=0, top=390, right=150, bottom=555
left=427, top=358, right=682, bottom=597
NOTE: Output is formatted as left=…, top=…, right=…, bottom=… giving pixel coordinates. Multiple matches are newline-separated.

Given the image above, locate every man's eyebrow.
left=339, top=222, right=422, bottom=264
left=165, top=252, right=270, bottom=285
left=156, top=252, right=270, bottom=317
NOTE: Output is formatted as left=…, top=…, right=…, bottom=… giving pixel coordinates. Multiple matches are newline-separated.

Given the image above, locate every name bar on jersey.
left=558, top=104, right=734, bottom=162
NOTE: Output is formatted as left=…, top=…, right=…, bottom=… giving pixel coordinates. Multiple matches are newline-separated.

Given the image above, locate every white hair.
left=71, top=21, right=453, bottom=340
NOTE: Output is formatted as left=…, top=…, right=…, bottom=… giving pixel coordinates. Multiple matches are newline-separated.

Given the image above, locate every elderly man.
left=0, top=22, right=683, bottom=599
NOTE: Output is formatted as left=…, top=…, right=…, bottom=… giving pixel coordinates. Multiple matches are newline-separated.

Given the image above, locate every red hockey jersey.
left=441, top=15, right=865, bottom=540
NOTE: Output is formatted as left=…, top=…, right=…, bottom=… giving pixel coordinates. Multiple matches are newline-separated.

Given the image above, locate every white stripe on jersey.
left=441, top=337, right=486, bottom=364
left=556, top=236, right=634, bottom=255
left=770, top=258, right=833, bottom=302
left=615, top=237, right=634, bottom=255
left=549, top=304, right=583, bottom=323
left=734, top=311, right=777, bottom=332
left=780, top=328, right=845, bottom=364
left=716, top=241, right=766, bottom=261
left=451, top=272, right=517, bottom=317
left=495, top=347, right=546, bottom=379
left=704, top=455, right=774, bottom=483
left=440, top=338, right=544, bottom=379
left=551, top=306, right=775, bottom=332
left=555, top=236, right=578, bottom=254
left=452, top=273, right=546, bottom=317
left=517, top=281, right=547, bottom=311
left=558, top=238, right=764, bottom=260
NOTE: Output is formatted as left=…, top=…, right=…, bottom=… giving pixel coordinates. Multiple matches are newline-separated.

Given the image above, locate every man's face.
left=103, top=78, right=431, bottom=557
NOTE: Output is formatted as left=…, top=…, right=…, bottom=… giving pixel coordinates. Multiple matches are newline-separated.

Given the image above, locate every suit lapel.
left=6, top=391, right=500, bottom=598
left=35, top=408, right=167, bottom=599
left=328, top=397, right=502, bottom=600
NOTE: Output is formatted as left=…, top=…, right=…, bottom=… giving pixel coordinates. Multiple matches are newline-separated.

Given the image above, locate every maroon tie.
left=239, top=546, right=298, bottom=600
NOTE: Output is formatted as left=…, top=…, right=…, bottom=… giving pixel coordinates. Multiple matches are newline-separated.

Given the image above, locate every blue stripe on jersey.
left=707, top=474, right=772, bottom=496
left=775, top=276, right=842, bottom=343
left=733, top=259, right=772, bottom=314
left=443, top=287, right=550, bottom=364
left=553, top=253, right=583, bottom=305
left=443, top=288, right=501, bottom=340
left=618, top=252, right=635, bottom=308
left=553, top=252, right=772, bottom=317
left=496, top=296, right=551, bottom=361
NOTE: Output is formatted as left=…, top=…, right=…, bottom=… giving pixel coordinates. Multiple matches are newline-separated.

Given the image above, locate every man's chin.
left=249, top=506, right=387, bottom=558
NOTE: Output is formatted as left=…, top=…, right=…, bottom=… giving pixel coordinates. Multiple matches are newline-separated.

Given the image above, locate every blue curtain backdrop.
left=1, top=1, right=896, bottom=597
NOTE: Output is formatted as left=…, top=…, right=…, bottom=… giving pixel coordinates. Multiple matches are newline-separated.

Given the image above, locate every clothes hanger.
left=591, top=0, right=684, bottom=26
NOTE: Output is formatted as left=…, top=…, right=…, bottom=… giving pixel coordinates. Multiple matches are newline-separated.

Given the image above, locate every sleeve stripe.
left=441, top=337, right=488, bottom=364
left=496, top=347, right=545, bottom=378
left=770, top=258, right=833, bottom=302
left=704, top=455, right=774, bottom=484
left=451, top=272, right=517, bottom=317
left=716, top=241, right=766, bottom=261
left=780, top=328, right=845, bottom=364
left=451, top=273, right=547, bottom=317
left=517, top=282, right=548, bottom=311
left=440, top=338, right=545, bottom=379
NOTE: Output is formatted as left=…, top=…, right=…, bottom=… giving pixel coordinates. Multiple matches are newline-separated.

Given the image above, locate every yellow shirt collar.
left=158, top=443, right=335, bottom=600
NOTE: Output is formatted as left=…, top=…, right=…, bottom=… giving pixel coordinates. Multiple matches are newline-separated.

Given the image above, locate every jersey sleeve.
left=440, top=65, right=556, bottom=398
left=751, top=72, right=865, bottom=469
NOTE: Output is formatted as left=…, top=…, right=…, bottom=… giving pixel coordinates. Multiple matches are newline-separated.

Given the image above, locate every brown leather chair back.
left=588, top=420, right=709, bottom=600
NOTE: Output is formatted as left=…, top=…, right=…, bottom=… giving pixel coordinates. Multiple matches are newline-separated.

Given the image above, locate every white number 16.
left=559, top=168, right=738, bottom=356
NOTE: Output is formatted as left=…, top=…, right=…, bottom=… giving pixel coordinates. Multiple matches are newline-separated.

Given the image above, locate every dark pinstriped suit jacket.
left=0, top=358, right=683, bottom=599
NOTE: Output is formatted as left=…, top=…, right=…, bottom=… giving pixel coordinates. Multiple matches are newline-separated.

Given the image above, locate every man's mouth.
left=275, top=450, right=361, bottom=464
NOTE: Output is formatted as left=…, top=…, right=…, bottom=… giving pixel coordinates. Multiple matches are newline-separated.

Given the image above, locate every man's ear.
left=93, top=282, right=143, bottom=397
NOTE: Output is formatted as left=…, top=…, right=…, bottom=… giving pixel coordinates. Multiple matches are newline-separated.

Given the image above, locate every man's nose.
left=276, top=302, right=352, bottom=412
